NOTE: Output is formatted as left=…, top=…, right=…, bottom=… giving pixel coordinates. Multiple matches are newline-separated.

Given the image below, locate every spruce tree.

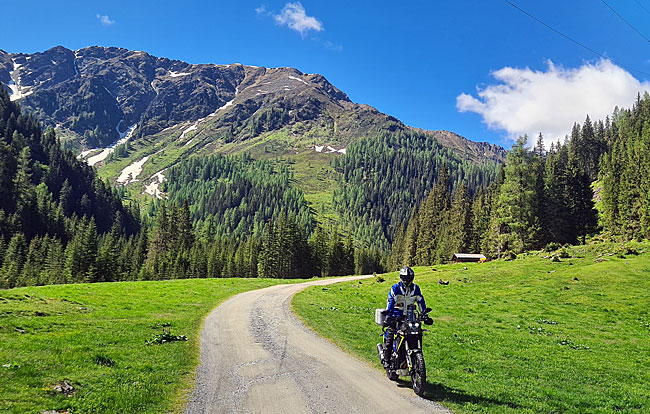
left=445, top=183, right=472, bottom=258
left=492, top=136, right=537, bottom=255
left=0, top=233, right=27, bottom=288
left=415, top=165, right=450, bottom=264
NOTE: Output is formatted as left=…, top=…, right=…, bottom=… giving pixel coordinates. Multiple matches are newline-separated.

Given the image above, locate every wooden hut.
left=453, top=253, right=486, bottom=263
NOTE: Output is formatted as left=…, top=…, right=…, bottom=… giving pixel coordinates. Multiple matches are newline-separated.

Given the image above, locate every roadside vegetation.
left=0, top=278, right=297, bottom=413
left=293, top=242, right=650, bottom=413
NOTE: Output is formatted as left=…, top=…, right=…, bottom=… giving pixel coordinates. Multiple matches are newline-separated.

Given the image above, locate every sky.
left=3, top=0, right=650, bottom=149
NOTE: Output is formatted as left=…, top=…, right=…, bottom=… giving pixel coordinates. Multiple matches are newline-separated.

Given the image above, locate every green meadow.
left=293, top=243, right=650, bottom=413
left=0, top=278, right=297, bottom=414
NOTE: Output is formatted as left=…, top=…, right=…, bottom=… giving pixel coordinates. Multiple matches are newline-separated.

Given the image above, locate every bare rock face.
left=0, top=46, right=505, bottom=163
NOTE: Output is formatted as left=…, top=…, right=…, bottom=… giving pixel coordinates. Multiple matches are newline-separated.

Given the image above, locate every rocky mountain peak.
left=0, top=45, right=505, bottom=166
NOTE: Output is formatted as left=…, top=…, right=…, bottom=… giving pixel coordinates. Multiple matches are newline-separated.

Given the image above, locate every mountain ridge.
left=0, top=45, right=506, bottom=166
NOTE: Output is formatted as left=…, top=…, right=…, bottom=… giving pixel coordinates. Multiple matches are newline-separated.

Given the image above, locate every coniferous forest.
left=332, top=131, right=501, bottom=250
left=3, top=84, right=650, bottom=287
left=0, top=88, right=382, bottom=288
left=391, top=94, right=650, bottom=268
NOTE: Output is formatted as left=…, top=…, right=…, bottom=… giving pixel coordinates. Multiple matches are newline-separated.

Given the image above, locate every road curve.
left=185, top=276, right=451, bottom=414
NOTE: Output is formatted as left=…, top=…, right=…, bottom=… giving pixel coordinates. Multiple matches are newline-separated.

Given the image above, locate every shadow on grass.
left=395, top=379, right=521, bottom=410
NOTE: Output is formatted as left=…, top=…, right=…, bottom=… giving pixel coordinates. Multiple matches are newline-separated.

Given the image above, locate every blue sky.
left=3, top=0, right=650, bottom=148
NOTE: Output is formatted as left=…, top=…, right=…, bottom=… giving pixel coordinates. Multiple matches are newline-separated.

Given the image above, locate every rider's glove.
left=423, top=314, right=433, bottom=325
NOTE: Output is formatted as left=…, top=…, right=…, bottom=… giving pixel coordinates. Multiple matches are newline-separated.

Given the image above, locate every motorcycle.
left=375, top=304, right=433, bottom=397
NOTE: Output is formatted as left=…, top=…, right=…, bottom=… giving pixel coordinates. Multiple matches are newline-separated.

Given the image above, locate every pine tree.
left=343, top=233, right=355, bottom=275
left=543, top=144, right=571, bottom=244
left=17, top=236, right=44, bottom=287
left=42, top=237, right=65, bottom=284
left=328, top=226, right=346, bottom=276
left=567, top=134, right=598, bottom=243
left=402, top=206, right=419, bottom=266
left=96, top=231, right=120, bottom=282
left=59, top=179, right=72, bottom=216
left=309, top=225, right=330, bottom=277
left=491, top=136, right=537, bottom=255
left=0, top=233, right=27, bottom=288
left=387, top=223, right=406, bottom=270
left=415, top=165, right=450, bottom=264
left=258, top=221, right=278, bottom=278
left=444, top=183, right=472, bottom=258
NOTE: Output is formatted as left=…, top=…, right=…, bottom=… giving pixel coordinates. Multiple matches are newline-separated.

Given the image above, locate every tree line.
left=332, top=130, right=501, bottom=250
left=390, top=93, right=650, bottom=267
left=0, top=89, right=383, bottom=287
left=157, top=153, right=314, bottom=240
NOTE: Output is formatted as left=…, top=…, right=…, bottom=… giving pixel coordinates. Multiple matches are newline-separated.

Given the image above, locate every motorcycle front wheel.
left=410, top=351, right=426, bottom=397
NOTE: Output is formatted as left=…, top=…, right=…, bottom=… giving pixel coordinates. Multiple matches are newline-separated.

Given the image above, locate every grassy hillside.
left=0, top=278, right=299, bottom=414
left=293, top=242, right=650, bottom=413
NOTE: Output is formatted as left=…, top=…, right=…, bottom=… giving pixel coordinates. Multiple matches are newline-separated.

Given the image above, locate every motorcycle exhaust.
left=376, top=343, right=384, bottom=363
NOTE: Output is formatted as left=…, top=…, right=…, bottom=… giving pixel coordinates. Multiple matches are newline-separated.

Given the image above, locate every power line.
left=599, top=0, right=650, bottom=44
left=503, top=0, right=650, bottom=77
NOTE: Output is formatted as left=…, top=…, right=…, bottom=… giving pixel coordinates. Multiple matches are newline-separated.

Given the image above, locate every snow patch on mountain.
left=117, top=155, right=151, bottom=184
left=86, top=123, right=137, bottom=166
left=162, top=123, right=181, bottom=132
left=314, top=145, right=346, bottom=154
left=179, top=122, right=201, bottom=147
left=7, top=61, right=34, bottom=101
left=212, top=87, right=239, bottom=115
left=169, top=71, right=190, bottom=78
left=144, top=169, right=167, bottom=199
left=288, top=75, right=308, bottom=85
left=73, top=51, right=80, bottom=76
left=78, top=149, right=98, bottom=159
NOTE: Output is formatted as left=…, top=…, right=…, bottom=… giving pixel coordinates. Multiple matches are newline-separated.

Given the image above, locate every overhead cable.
left=599, top=0, right=650, bottom=44
left=503, top=0, right=650, bottom=77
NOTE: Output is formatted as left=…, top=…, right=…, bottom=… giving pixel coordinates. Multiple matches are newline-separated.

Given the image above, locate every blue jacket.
left=386, top=281, right=426, bottom=317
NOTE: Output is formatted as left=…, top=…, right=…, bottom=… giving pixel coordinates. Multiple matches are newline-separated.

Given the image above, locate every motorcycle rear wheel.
left=410, top=352, right=426, bottom=396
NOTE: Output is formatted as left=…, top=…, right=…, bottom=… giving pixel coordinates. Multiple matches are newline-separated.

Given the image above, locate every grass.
left=293, top=242, right=650, bottom=413
left=0, top=277, right=299, bottom=414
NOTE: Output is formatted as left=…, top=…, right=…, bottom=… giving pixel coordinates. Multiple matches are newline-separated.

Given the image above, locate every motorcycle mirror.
left=425, top=307, right=432, bottom=313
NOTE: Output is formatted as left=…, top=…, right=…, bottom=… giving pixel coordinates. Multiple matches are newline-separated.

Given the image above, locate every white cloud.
left=274, top=2, right=323, bottom=37
left=457, top=59, right=650, bottom=148
left=255, top=5, right=266, bottom=15
left=96, top=14, right=116, bottom=27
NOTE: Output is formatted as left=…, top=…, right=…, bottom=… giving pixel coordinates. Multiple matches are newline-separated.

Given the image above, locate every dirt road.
left=185, top=276, right=451, bottom=413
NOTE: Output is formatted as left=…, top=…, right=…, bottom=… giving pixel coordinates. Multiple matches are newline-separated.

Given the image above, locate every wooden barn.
left=453, top=253, right=486, bottom=263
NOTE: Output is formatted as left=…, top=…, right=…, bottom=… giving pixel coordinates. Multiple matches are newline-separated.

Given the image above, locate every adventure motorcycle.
left=375, top=305, right=433, bottom=397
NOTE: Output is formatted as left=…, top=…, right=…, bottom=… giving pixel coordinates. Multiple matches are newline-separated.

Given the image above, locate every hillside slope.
left=294, top=242, right=650, bottom=413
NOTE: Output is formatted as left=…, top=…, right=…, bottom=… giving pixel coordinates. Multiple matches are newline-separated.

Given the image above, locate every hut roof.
left=453, top=253, right=486, bottom=260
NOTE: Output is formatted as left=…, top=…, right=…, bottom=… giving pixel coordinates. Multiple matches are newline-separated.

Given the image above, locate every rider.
left=383, top=266, right=429, bottom=368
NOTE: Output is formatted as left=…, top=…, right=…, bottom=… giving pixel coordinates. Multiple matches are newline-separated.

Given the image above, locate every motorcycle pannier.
left=375, top=308, right=387, bottom=326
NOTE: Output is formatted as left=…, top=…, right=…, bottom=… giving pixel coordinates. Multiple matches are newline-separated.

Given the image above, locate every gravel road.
left=185, top=276, right=451, bottom=414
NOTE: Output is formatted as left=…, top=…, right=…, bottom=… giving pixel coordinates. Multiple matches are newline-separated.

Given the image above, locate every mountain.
left=1, top=45, right=506, bottom=249
left=0, top=46, right=505, bottom=160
